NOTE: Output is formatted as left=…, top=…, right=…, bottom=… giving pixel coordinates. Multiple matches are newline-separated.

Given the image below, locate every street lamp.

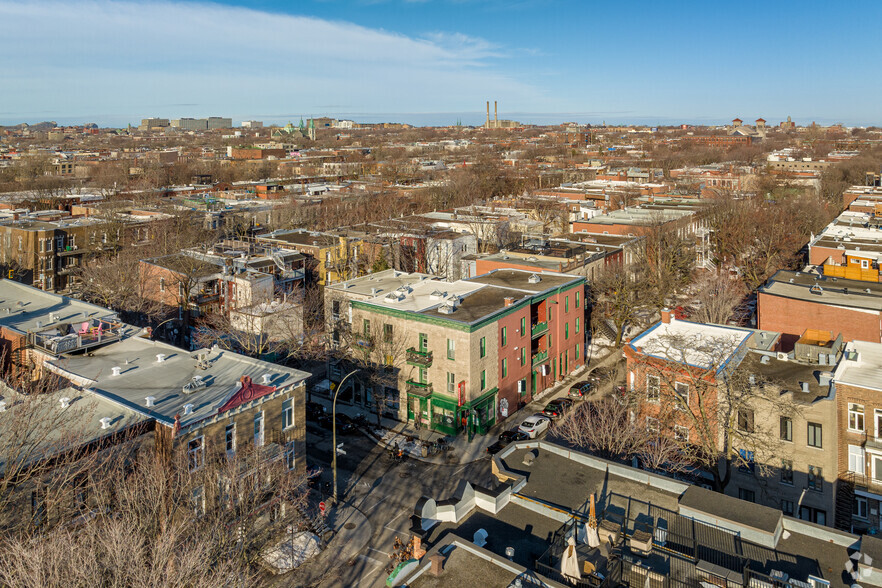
left=332, top=368, right=359, bottom=505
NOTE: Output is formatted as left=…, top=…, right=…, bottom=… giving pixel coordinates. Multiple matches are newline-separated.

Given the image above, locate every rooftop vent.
left=430, top=290, right=445, bottom=300
left=261, top=373, right=272, bottom=385
left=183, top=403, right=194, bottom=416
left=371, top=287, right=379, bottom=296
left=777, top=352, right=788, bottom=362
left=182, top=375, right=206, bottom=394
left=438, top=303, right=455, bottom=314
left=800, top=381, right=810, bottom=393
left=99, top=417, right=112, bottom=430
left=111, top=366, right=121, bottom=377
left=59, top=397, right=71, bottom=409
left=145, top=396, right=156, bottom=407
left=156, top=353, right=167, bottom=363
left=527, top=273, right=541, bottom=284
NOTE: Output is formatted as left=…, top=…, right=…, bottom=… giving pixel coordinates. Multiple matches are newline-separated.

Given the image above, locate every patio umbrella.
left=588, top=493, right=597, bottom=529
left=583, top=522, right=600, bottom=548
left=561, top=536, right=581, bottom=582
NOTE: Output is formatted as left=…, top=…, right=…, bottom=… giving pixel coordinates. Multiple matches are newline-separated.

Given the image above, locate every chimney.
left=59, top=397, right=71, bottom=409
left=494, top=101, right=498, bottom=127
left=660, top=308, right=672, bottom=324
left=183, top=403, right=194, bottom=415
left=800, top=381, right=810, bottom=393
left=486, top=101, right=490, bottom=127
left=504, top=296, right=516, bottom=307
left=111, top=366, right=121, bottom=376
left=156, top=353, right=166, bottom=363
left=261, top=373, right=272, bottom=385
left=429, top=553, right=445, bottom=576
left=100, top=417, right=112, bottom=430
left=145, top=396, right=155, bottom=407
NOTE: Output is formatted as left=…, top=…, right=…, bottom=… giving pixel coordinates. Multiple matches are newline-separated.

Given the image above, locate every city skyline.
left=2, top=0, right=882, bottom=127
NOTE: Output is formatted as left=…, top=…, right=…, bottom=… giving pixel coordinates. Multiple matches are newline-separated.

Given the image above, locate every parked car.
left=542, top=398, right=574, bottom=420
left=486, top=428, right=530, bottom=455
left=318, top=413, right=355, bottom=433
left=305, top=401, right=326, bottom=420
left=518, top=415, right=551, bottom=438
left=568, top=381, right=592, bottom=400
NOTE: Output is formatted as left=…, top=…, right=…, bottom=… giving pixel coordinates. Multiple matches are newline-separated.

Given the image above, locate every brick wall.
left=758, top=293, right=881, bottom=344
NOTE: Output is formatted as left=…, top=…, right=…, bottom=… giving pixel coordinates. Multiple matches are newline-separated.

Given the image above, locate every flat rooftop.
left=467, top=269, right=580, bottom=295
left=325, top=269, right=436, bottom=298
left=629, top=318, right=754, bottom=371
left=43, top=336, right=310, bottom=427
left=833, top=340, right=882, bottom=393
left=760, top=270, right=882, bottom=311
left=0, top=280, right=118, bottom=335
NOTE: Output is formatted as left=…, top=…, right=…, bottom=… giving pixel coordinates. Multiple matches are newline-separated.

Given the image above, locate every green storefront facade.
left=406, top=386, right=497, bottom=438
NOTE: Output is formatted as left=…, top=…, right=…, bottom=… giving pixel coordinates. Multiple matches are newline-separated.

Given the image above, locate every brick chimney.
left=504, top=296, right=516, bottom=307
left=428, top=553, right=445, bottom=576
left=660, top=308, right=672, bottom=324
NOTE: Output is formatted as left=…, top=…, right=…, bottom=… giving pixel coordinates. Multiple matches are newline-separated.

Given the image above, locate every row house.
left=625, top=313, right=838, bottom=527
left=255, top=230, right=364, bottom=286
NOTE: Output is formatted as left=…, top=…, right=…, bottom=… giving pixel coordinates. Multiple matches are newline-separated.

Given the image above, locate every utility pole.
left=332, top=368, right=359, bottom=505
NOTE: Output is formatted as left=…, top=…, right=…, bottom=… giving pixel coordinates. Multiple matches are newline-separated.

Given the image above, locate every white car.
left=518, top=415, right=551, bottom=439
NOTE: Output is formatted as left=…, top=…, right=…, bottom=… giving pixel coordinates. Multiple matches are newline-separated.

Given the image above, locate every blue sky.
left=1, top=0, right=880, bottom=127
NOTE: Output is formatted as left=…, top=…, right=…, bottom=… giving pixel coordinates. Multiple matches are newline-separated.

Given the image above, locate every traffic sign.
left=319, top=501, right=326, bottom=514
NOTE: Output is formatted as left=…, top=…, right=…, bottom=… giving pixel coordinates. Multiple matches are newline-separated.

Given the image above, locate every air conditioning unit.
left=776, top=352, right=788, bottom=362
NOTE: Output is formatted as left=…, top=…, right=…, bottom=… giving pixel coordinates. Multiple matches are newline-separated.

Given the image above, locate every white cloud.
left=0, top=0, right=547, bottom=124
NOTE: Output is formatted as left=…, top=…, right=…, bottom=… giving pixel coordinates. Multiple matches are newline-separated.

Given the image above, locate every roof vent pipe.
left=100, top=417, right=112, bottom=430
left=111, top=366, right=121, bottom=377
left=183, top=403, right=194, bottom=415
left=156, top=353, right=166, bottom=363
left=261, top=374, right=272, bottom=385
left=145, top=396, right=155, bottom=407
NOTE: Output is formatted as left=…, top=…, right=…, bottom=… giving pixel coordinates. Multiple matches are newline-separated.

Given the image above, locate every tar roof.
left=43, top=336, right=309, bottom=428
left=326, top=268, right=436, bottom=297
left=760, top=270, right=882, bottom=311
left=0, top=280, right=117, bottom=335
left=739, top=351, right=830, bottom=404
left=466, top=269, right=581, bottom=294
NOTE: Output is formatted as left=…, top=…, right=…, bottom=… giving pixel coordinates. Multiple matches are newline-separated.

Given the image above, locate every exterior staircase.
left=834, top=474, right=855, bottom=532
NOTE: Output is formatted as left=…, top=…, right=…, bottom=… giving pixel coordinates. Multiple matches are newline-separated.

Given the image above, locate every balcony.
left=406, top=347, right=433, bottom=367
left=532, top=349, right=549, bottom=366
left=29, top=318, right=126, bottom=354
left=406, top=380, right=433, bottom=396
left=531, top=321, right=548, bottom=338
left=57, top=246, right=85, bottom=257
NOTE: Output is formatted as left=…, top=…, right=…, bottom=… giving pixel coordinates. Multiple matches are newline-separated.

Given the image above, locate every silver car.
left=518, top=414, right=551, bottom=439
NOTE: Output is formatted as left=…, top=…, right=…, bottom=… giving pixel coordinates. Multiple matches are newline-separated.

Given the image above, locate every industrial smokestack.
left=494, top=101, right=498, bottom=127
left=486, top=101, right=490, bottom=127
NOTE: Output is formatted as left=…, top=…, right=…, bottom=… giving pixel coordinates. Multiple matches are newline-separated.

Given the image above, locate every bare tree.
left=690, top=271, right=746, bottom=325
left=637, top=216, right=694, bottom=312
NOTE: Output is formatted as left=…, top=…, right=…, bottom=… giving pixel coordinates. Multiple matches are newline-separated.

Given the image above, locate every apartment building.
left=332, top=269, right=586, bottom=437
left=255, top=230, right=364, bottom=285
left=625, top=313, right=838, bottom=526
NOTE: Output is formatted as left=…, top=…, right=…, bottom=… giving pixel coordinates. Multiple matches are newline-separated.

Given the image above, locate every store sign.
left=458, top=380, right=466, bottom=406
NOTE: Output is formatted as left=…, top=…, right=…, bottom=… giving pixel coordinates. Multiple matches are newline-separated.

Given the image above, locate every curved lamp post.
left=332, top=369, right=359, bottom=505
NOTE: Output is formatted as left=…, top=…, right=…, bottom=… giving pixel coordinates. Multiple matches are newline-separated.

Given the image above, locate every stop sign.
left=319, top=501, right=326, bottom=514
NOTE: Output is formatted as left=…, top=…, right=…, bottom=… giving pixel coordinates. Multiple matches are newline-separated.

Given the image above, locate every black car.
left=568, top=381, right=592, bottom=400
left=317, top=413, right=356, bottom=433
left=306, top=401, right=326, bottom=420
left=486, top=428, right=530, bottom=455
left=542, top=398, right=574, bottom=420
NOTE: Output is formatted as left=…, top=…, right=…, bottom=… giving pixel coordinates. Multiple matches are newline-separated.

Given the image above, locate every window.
left=737, top=409, right=755, bottom=433
left=849, top=403, right=865, bottom=432
left=565, top=296, right=569, bottom=312
left=188, top=437, right=204, bottom=471
left=479, top=337, right=486, bottom=358
left=548, top=333, right=552, bottom=348
left=285, top=440, right=296, bottom=470
left=159, top=277, right=165, bottom=292
left=447, top=372, right=455, bottom=394
left=332, top=300, right=340, bottom=317
left=875, top=409, right=882, bottom=439
left=738, top=488, right=755, bottom=503
left=674, top=382, right=689, bottom=410
left=781, top=459, right=793, bottom=485
left=282, top=398, right=294, bottom=430
left=575, top=317, right=580, bottom=334
left=849, top=444, right=866, bottom=475
left=799, top=506, right=826, bottom=525
left=780, top=416, right=792, bottom=442
left=502, top=358, right=508, bottom=378
left=782, top=499, right=794, bottom=517
left=520, top=316, right=526, bottom=336
left=565, top=323, right=569, bottom=340
left=520, top=347, right=526, bottom=366
left=855, top=496, right=869, bottom=520
left=225, top=423, right=236, bottom=455
left=191, top=486, right=205, bottom=516
left=363, top=319, right=370, bottom=335
left=674, top=426, right=689, bottom=442
left=807, top=465, right=823, bottom=491
left=384, top=323, right=393, bottom=342
left=575, top=291, right=580, bottom=309
left=807, top=422, right=823, bottom=448
left=446, top=338, right=455, bottom=360
left=575, top=343, right=580, bottom=361
left=646, top=417, right=659, bottom=434
left=480, top=370, right=486, bottom=390
left=646, top=375, right=660, bottom=402
left=419, top=333, right=427, bottom=352
left=418, top=367, right=428, bottom=383
left=254, top=411, right=265, bottom=447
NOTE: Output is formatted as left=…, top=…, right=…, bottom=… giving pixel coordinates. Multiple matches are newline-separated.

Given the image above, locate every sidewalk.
left=309, top=349, right=622, bottom=466
left=284, top=502, right=372, bottom=586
